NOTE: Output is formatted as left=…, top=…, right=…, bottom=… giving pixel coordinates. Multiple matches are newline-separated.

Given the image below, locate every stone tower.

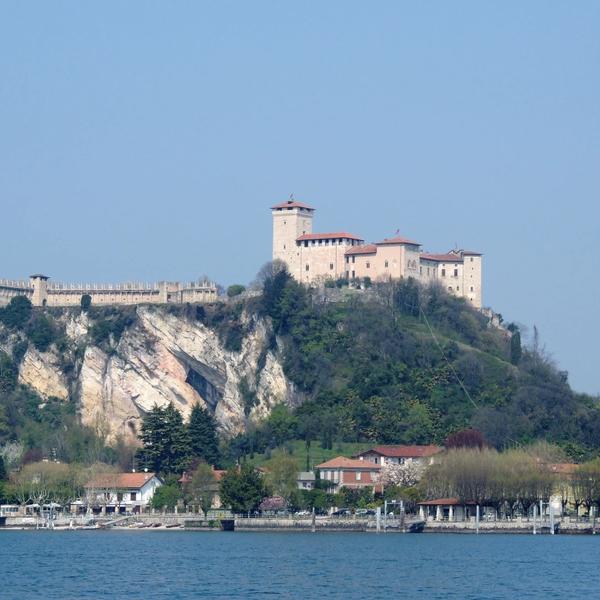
left=271, top=200, right=314, bottom=279
left=29, top=274, right=49, bottom=306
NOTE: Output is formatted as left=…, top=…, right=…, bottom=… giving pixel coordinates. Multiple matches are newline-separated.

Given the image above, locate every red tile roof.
left=420, top=253, right=463, bottom=263
left=271, top=200, right=315, bottom=210
left=376, top=236, right=421, bottom=246
left=357, top=445, right=443, bottom=459
left=345, top=244, right=378, bottom=255
left=316, top=457, right=381, bottom=470
left=297, top=232, right=363, bottom=242
left=84, top=472, right=158, bottom=490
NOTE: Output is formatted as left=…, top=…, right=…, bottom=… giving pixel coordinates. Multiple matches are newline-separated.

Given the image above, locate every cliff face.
left=13, top=306, right=300, bottom=443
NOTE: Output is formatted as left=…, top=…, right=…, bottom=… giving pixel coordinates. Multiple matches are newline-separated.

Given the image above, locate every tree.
left=446, top=428, right=487, bottom=450
left=138, top=403, right=191, bottom=475
left=510, top=330, right=522, bottom=365
left=187, top=403, right=220, bottom=466
left=220, top=464, right=266, bottom=513
left=0, top=296, right=32, bottom=329
left=226, top=285, right=246, bottom=298
left=187, top=462, right=217, bottom=517
left=0, top=351, right=17, bottom=394
left=80, top=294, right=92, bottom=311
left=264, top=452, right=298, bottom=500
left=151, top=483, right=181, bottom=511
left=378, top=462, right=421, bottom=488
left=27, top=314, right=55, bottom=352
left=0, top=455, right=6, bottom=481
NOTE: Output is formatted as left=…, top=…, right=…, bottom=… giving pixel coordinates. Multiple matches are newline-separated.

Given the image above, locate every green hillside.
left=228, top=269, right=600, bottom=462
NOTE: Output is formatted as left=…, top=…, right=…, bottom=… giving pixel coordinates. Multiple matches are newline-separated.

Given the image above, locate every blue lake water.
left=1, top=530, right=599, bottom=599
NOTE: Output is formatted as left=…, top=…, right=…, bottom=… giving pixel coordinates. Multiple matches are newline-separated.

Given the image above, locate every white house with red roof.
left=271, top=200, right=483, bottom=307
left=315, top=456, right=382, bottom=493
left=355, top=445, right=443, bottom=468
left=83, top=472, right=163, bottom=514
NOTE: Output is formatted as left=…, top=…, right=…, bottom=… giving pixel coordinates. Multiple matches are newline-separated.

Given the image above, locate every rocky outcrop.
left=18, top=346, right=69, bottom=401
left=17, top=305, right=300, bottom=444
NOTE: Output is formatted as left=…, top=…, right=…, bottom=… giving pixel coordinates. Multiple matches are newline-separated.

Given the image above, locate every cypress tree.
left=188, top=403, right=220, bottom=466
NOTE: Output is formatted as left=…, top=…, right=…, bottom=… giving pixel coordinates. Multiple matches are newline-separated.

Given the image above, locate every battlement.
left=0, top=275, right=218, bottom=307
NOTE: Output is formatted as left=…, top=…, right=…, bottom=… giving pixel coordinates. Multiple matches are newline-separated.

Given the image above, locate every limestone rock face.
left=18, top=346, right=69, bottom=401
left=17, top=305, right=300, bottom=444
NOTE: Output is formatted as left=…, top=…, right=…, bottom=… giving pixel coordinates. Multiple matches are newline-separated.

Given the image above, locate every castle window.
left=304, top=241, right=308, bottom=247
left=454, top=268, right=458, bottom=277
left=352, top=270, right=355, bottom=278
left=441, top=269, right=446, bottom=277
left=346, top=271, right=349, bottom=278
left=385, top=260, right=388, bottom=268
left=352, top=256, right=356, bottom=264
left=456, top=286, right=459, bottom=291
left=305, top=265, right=310, bottom=271
left=329, top=263, right=334, bottom=270
left=448, top=287, right=453, bottom=291
left=427, top=267, right=430, bottom=275
left=470, top=286, right=474, bottom=292
left=366, top=262, right=370, bottom=269
left=470, top=257, right=474, bottom=262
left=346, top=257, right=349, bottom=264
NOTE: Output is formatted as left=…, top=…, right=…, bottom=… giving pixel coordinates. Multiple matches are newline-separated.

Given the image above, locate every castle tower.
left=29, top=274, right=49, bottom=306
left=271, top=199, right=314, bottom=278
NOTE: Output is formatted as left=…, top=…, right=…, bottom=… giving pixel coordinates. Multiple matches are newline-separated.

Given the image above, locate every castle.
left=272, top=200, right=483, bottom=308
left=0, top=275, right=218, bottom=308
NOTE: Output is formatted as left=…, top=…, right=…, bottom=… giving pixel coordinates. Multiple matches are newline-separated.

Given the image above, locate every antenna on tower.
left=290, top=192, right=295, bottom=201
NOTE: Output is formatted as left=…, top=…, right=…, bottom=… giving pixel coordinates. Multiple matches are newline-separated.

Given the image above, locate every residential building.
left=355, top=445, right=443, bottom=468
left=315, top=457, right=382, bottom=493
left=297, top=471, right=316, bottom=490
left=83, top=472, right=162, bottom=514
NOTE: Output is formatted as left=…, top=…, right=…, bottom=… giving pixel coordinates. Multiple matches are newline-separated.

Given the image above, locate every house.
left=83, top=472, right=162, bottom=514
left=355, top=445, right=443, bottom=468
left=178, top=468, right=226, bottom=509
left=297, top=471, right=316, bottom=490
left=315, top=457, right=381, bottom=493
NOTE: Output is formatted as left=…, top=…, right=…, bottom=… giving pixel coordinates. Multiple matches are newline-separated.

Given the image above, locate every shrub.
left=227, top=284, right=246, bottom=298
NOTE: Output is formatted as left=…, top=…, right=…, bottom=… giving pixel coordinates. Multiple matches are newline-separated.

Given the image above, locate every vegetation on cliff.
left=0, top=263, right=599, bottom=482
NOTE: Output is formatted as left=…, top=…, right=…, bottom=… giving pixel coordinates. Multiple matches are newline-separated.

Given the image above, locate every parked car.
left=331, top=508, right=351, bottom=516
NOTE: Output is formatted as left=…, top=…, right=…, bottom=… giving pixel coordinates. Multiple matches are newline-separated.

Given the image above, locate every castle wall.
left=0, top=278, right=218, bottom=307
left=297, top=239, right=355, bottom=283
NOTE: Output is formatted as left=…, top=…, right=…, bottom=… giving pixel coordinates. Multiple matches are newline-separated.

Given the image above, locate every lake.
left=1, top=530, right=598, bottom=599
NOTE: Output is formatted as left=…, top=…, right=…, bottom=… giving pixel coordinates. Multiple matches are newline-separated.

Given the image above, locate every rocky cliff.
left=8, top=305, right=301, bottom=443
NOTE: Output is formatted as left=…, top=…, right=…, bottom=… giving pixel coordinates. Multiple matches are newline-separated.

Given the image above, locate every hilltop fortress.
left=272, top=200, right=483, bottom=308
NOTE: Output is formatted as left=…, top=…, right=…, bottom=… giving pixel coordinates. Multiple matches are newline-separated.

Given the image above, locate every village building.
left=315, top=457, right=382, bottom=493
left=178, top=468, right=226, bottom=510
left=355, top=445, right=443, bottom=468
left=272, top=200, right=483, bottom=308
left=297, top=471, right=316, bottom=490
left=82, top=472, right=162, bottom=514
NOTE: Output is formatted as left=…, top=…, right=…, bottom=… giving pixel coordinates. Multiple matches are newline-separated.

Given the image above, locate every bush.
left=80, top=294, right=92, bottom=312
left=0, top=296, right=32, bottom=329
left=324, top=279, right=336, bottom=289
left=227, top=285, right=246, bottom=298
left=27, top=315, right=56, bottom=352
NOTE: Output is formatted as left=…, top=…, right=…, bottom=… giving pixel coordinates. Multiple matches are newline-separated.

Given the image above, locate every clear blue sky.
left=1, top=2, right=598, bottom=395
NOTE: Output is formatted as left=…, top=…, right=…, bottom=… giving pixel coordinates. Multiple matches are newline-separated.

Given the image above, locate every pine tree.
left=188, top=403, right=220, bottom=466
left=138, top=403, right=191, bottom=475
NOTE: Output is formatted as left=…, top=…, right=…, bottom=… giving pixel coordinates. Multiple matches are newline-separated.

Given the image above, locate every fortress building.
left=272, top=200, right=483, bottom=308
left=0, top=275, right=218, bottom=307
